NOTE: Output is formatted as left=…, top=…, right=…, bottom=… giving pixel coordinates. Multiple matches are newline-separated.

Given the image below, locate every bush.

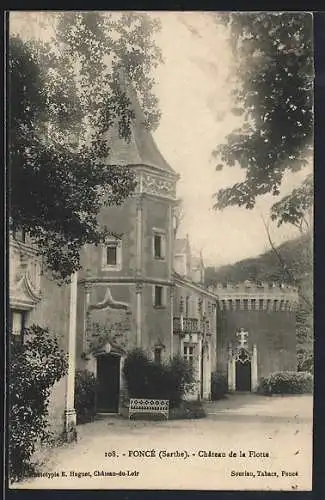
left=123, top=349, right=195, bottom=409
left=211, top=372, right=228, bottom=400
left=257, top=371, right=313, bottom=395
left=123, top=349, right=155, bottom=399
left=9, top=325, right=68, bottom=482
left=75, top=370, right=97, bottom=424
left=169, top=400, right=206, bottom=420
left=165, top=356, right=195, bottom=407
left=297, top=349, right=313, bottom=373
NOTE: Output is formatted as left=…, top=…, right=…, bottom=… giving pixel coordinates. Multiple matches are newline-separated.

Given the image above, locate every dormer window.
left=102, top=238, right=122, bottom=271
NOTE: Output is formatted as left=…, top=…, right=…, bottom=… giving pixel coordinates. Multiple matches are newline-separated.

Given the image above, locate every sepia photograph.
left=7, top=10, right=313, bottom=491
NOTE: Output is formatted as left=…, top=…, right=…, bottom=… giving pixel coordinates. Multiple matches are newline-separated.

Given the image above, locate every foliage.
left=213, top=12, right=313, bottom=228
left=167, top=356, right=196, bottom=406
left=9, top=12, right=163, bottom=281
left=296, top=303, right=313, bottom=373
left=297, top=348, right=313, bottom=374
left=123, top=349, right=195, bottom=408
left=270, top=173, right=313, bottom=232
left=257, top=371, right=313, bottom=395
left=123, top=348, right=157, bottom=398
left=9, top=325, right=68, bottom=482
left=55, top=12, right=163, bottom=132
left=74, top=369, right=97, bottom=424
left=205, top=232, right=313, bottom=374
left=205, top=232, right=312, bottom=287
left=211, top=372, right=228, bottom=400
left=169, top=400, right=206, bottom=420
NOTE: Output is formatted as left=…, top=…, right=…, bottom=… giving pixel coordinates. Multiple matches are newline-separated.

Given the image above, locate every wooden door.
left=235, top=360, right=252, bottom=392
left=96, top=354, right=120, bottom=412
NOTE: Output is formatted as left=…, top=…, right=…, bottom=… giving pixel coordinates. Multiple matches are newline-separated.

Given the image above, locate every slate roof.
left=104, top=72, right=177, bottom=176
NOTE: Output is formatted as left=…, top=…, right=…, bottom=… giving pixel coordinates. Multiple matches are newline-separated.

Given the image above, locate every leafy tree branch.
left=9, top=13, right=163, bottom=281
left=212, top=12, right=313, bottom=222
left=260, top=214, right=312, bottom=312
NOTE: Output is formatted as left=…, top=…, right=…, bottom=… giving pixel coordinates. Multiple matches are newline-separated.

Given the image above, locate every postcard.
left=8, top=10, right=313, bottom=491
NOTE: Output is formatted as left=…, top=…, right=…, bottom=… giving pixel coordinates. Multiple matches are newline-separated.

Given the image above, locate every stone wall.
left=143, top=195, right=173, bottom=280
left=141, top=283, right=173, bottom=361
left=216, top=308, right=297, bottom=378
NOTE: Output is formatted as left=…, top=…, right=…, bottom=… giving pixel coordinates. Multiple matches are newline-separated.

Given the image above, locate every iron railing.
left=173, top=317, right=211, bottom=335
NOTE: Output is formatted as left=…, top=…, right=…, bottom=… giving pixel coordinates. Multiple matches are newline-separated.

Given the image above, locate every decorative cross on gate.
left=236, top=328, right=249, bottom=348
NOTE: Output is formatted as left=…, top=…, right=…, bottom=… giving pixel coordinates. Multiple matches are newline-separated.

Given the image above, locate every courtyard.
left=13, top=394, right=313, bottom=491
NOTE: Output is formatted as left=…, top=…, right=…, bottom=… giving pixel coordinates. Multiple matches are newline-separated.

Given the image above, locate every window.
left=13, top=228, right=26, bottom=243
left=179, top=295, right=184, bottom=313
left=243, top=299, right=248, bottom=310
left=153, top=285, right=166, bottom=308
left=10, top=309, right=27, bottom=343
left=102, top=239, right=122, bottom=270
left=154, top=234, right=162, bottom=258
left=251, top=299, right=256, bottom=310
left=183, top=345, right=195, bottom=367
left=185, top=296, right=189, bottom=317
left=106, top=246, right=117, bottom=266
left=154, top=348, right=162, bottom=364
left=152, top=230, right=166, bottom=260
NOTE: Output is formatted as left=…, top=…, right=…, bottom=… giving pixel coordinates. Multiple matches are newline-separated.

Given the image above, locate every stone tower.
left=209, top=281, right=299, bottom=392
left=75, top=75, right=179, bottom=412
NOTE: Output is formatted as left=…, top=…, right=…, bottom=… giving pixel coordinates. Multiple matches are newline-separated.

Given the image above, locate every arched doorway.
left=227, top=343, right=258, bottom=392
left=235, top=359, right=252, bottom=391
left=96, top=354, right=121, bottom=413
left=235, top=348, right=252, bottom=392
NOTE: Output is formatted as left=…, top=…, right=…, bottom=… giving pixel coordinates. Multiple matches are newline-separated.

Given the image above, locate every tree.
left=260, top=214, right=312, bottom=311
left=9, top=12, right=163, bottom=281
left=270, top=173, right=313, bottom=233
left=9, top=325, right=68, bottom=481
left=212, top=12, right=313, bottom=228
left=204, top=233, right=312, bottom=287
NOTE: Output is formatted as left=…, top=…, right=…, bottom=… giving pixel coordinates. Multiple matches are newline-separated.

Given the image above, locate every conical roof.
left=104, top=71, right=177, bottom=176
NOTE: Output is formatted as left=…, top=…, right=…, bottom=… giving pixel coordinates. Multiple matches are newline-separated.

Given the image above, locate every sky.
left=9, top=11, right=312, bottom=268
left=151, top=12, right=312, bottom=267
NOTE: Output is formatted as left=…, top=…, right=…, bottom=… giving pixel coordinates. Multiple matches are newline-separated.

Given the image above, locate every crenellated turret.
left=208, top=281, right=299, bottom=312
left=213, top=280, right=299, bottom=388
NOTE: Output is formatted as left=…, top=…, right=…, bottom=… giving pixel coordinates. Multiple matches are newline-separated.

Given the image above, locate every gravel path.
left=12, top=394, right=313, bottom=491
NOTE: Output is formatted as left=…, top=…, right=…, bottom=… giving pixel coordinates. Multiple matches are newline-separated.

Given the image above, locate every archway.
left=235, top=359, right=252, bottom=391
left=235, top=347, right=252, bottom=392
left=228, top=343, right=258, bottom=392
left=96, top=353, right=121, bottom=412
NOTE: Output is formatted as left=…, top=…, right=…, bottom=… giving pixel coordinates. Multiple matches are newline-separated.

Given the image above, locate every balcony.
left=173, top=317, right=211, bottom=335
